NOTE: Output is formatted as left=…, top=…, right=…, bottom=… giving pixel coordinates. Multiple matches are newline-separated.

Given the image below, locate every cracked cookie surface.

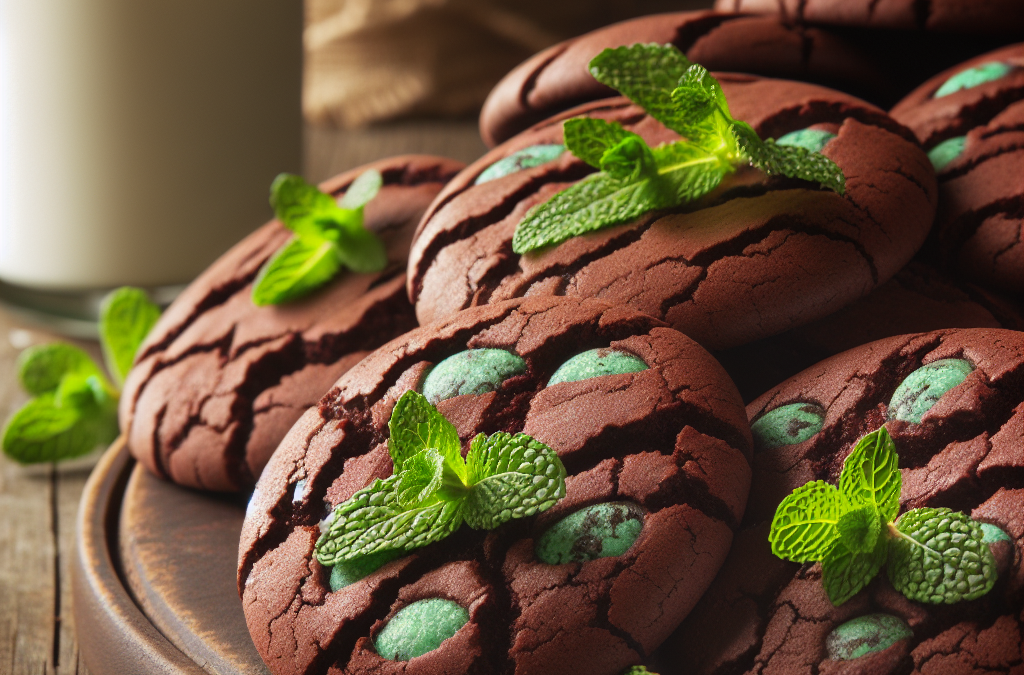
left=120, top=155, right=464, bottom=492
left=411, top=76, right=937, bottom=351
left=663, top=327, right=1024, bottom=675
left=479, top=10, right=891, bottom=146
left=890, top=44, right=1024, bottom=297
left=238, top=296, right=753, bottom=675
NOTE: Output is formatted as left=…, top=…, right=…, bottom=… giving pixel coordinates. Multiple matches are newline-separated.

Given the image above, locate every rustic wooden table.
left=0, top=120, right=487, bottom=675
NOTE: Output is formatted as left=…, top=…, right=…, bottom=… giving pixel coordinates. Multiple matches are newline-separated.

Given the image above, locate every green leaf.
left=269, top=173, right=343, bottom=239
left=737, top=133, right=846, bottom=195
left=563, top=118, right=639, bottom=169
left=822, top=536, right=888, bottom=606
left=838, top=427, right=901, bottom=523
left=769, top=480, right=846, bottom=563
left=836, top=505, right=883, bottom=554
left=315, top=475, right=464, bottom=565
left=99, top=287, right=162, bottom=386
left=332, top=224, right=388, bottom=274
left=388, top=391, right=461, bottom=473
left=600, top=136, right=659, bottom=181
left=887, top=508, right=997, bottom=604
left=2, top=393, right=118, bottom=464
left=512, top=170, right=676, bottom=253
left=396, top=448, right=447, bottom=508
left=462, top=432, right=566, bottom=530
left=251, top=236, right=342, bottom=306
left=588, top=44, right=693, bottom=133
left=337, top=169, right=383, bottom=210
left=668, top=65, right=738, bottom=155
left=16, top=343, right=99, bottom=396
left=650, top=142, right=731, bottom=202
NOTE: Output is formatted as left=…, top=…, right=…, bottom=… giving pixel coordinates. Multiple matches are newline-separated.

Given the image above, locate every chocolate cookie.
left=890, top=44, right=1024, bottom=297
left=716, top=0, right=1024, bottom=36
left=410, top=77, right=937, bottom=351
left=715, top=260, right=1024, bottom=402
left=238, top=297, right=753, bottom=675
left=664, top=328, right=1024, bottom=674
left=479, top=11, right=892, bottom=146
left=120, top=155, right=464, bottom=492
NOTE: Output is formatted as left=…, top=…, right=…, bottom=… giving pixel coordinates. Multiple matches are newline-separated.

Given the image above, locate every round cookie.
left=120, top=155, right=464, bottom=492
left=238, top=296, right=753, bottom=675
left=663, top=328, right=1024, bottom=674
left=716, top=0, right=1024, bottom=36
left=715, top=259, right=1024, bottom=402
left=410, top=76, right=937, bottom=351
left=479, top=11, right=891, bottom=146
left=890, top=44, right=1024, bottom=297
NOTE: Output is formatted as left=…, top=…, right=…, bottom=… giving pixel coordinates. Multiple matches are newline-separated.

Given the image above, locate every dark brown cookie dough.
left=716, top=0, right=1024, bottom=36
left=238, top=297, right=753, bottom=675
left=890, top=44, right=1024, bottom=297
left=715, top=259, right=1024, bottom=402
left=410, top=77, right=937, bottom=351
left=662, top=328, right=1024, bottom=675
left=479, top=11, right=891, bottom=147
left=119, top=155, right=464, bottom=492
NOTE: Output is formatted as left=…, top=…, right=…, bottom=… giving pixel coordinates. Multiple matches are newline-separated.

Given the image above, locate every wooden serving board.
left=72, top=439, right=269, bottom=674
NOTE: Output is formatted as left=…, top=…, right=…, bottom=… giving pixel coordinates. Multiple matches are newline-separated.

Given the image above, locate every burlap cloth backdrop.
left=304, top=0, right=710, bottom=128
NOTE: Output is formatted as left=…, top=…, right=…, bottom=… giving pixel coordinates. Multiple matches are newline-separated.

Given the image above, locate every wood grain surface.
left=0, top=120, right=485, bottom=675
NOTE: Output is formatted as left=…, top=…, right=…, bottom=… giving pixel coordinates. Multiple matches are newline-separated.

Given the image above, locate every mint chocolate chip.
left=980, top=522, right=1011, bottom=545
left=826, top=613, right=912, bottom=660
left=776, top=129, right=837, bottom=154
left=421, top=349, right=527, bottom=403
left=535, top=502, right=644, bottom=564
left=928, top=136, right=966, bottom=171
left=329, top=549, right=403, bottom=591
left=548, top=349, right=647, bottom=386
left=888, top=358, right=973, bottom=424
left=475, top=144, right=565, bottom=184
left=750, top=403, right=825, bottom=452
left=934, top=62, right=1014, bottom=98
left=374, top=598, right=468, bottom=660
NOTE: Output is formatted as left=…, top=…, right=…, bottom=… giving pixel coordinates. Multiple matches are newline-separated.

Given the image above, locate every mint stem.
left=887, top=520, right=941, bottom=557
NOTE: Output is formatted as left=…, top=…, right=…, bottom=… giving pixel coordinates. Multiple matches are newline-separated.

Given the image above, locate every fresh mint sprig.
left=769, top=427, right=997, bottom=606
left=251, top=170, right=387, bottom=306
left=512, top=44, right=846, bottom=254
left=315, top=391, right=566, bottom=567
left=2, top=287, right=161, bottom=464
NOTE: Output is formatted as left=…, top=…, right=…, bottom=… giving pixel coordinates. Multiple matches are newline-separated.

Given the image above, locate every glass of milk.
left=0, top=0, right=302, bottom=335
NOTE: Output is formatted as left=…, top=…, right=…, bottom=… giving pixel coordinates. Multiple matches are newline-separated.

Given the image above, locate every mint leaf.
left=563, top=118, right=639, bottom=168
left=513, top=170, right=675, bottom=253
left=2, top=393, right=118, bottom=464
left=600, top=136, right=659, bottom=181
left=389, top=391, right=462, bottom=472
left=838, top=427, right=901, bottom=522
left=887, top=507, right=997, bottom=604
left=270, top=173, right=353, bottom=239
left=738, top=135, right=846, bottom=195
left=331, top=223, right=388, bottom=274
left=99, top=287, right=161, bottom=386
left=669, top=65, right=738, bottom=155
left=650, top=142, right=731, bottom=202
left=315, top=475, right=464, bottom=565
left=836, top=505, right=882, bottom=554
left=17, top=343, right=99, bottom=396
left=769, top=480, right=846, bottom=563
left=822, top=536, right=888, bottom=606
left=588, top=43, right=693, bottom=132
left=338, top=169, right=383, bottom=210
left=462, top=432, right=566, bottom=530
left=251, top=236, right=341, bottom=306
left=396, top=447, right=470, bottom=507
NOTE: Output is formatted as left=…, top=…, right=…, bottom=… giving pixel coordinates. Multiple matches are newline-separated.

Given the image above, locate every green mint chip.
left=826, top=614, right=912, bottom=660
left=934, top=62, right=1014, bottom=98
left=838, top=427, right=901, bottom=523
left=16, top=342, right=99, bottom=396
left=888, top=359, right=974, bottom=424
left=374, top=598, right=468, bottom=660
left=822, top=536, right=888, bottom=606
left=99, top=286, right=162, bottom=386
left=928, top=136, right=967, bottom=171
left=475, top=144, right=566, bottom=184
left=776, top=128, right=837, bottom=154
left=251, top=236, right=342, bottom=306
left=462, top=432, right=566, bottom=530
left=769, top=480, right=845, bottom=563
left=2, top=392, right=118, bottom=464
left=887, top=507, right=997, bottom=604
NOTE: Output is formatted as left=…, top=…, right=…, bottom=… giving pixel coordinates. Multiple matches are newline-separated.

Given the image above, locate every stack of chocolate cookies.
left=115, top=6, right=1022, bottom=675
